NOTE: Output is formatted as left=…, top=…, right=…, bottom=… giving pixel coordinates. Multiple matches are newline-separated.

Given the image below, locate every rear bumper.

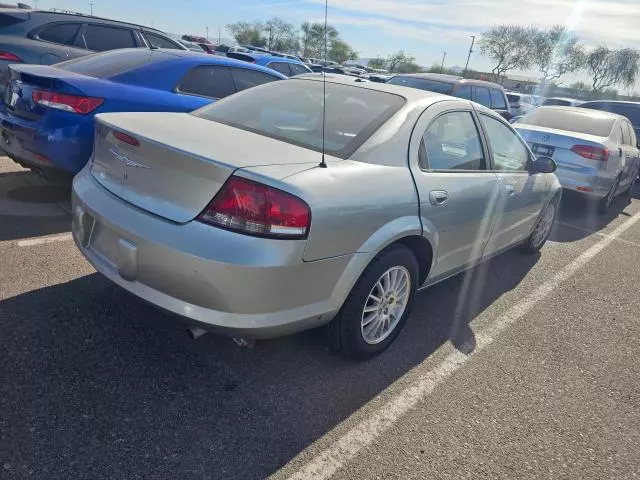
left=554, top=167, right=616, bottom=198
left=0, top=107, right=93, bottom=173
left=72, top=167, right=371, bottom=338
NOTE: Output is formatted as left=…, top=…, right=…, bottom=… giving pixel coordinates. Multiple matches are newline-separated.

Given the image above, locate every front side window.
left=420, top=111, right=485, bottom=170
left=178, top=65, right=236, bottom=99
left=83, top=24, right=136, bottom=51
left=480, top=114, right=529, bottom=171
left=39, top=23, right=80, bottom=46
left=266, top=62, right=291, bottom=77
left=474, top=87, right=491, bottom=107
left=491, top=89, right=507, bottom=109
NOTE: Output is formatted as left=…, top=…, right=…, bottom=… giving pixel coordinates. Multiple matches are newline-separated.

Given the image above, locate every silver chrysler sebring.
left=72, top=75, right=561, bottom=359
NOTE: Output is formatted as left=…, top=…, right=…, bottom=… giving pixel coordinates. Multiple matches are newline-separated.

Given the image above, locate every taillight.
left=198, top=176, right=311, bottom=239
left=0, top=51, right=22, bottom=62
left=571, top=145, right=609, bottom=162
left=113, top=130, right=140, bottom=147
left=32, top=89, right=103, bottom=114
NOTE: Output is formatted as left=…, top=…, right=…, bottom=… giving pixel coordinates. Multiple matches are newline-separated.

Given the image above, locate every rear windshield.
left=507, top=94, right=521, bottom=103
left=519, top=108, right=616, bottom=137
left=54, top=49, right=172, bottom=78
left=386, top=76, right=454, bottom=95
left=581, top=102, right=640, bottom=126
left=192, top=79, right=406, bottom=159
left=542, top=98, right=571, bottom=106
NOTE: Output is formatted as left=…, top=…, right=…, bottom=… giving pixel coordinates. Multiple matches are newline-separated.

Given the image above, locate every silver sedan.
left=72, top=75, right=561, bottom=359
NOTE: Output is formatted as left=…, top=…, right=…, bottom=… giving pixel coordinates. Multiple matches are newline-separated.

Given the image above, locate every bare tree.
left=265, top=17, right=298, bottom=52
left=387, top=51, right=415, bottom=73
left=226, top=21, right=266, bottom=47
left=532, top=25, right=584, bottom=86
left=479, top=25, right=536, bottom=83
left=586, top=46, right=640, bottom=93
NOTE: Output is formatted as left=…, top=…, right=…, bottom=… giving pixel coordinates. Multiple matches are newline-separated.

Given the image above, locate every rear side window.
left=38, top=23, right=80, bottom=46
left=83, top=25, right=136, bottom=52
left=491, top=89, right=507, bottom=109
left=266, top=62, right=291, bottom=77
left=420, top=111, right=485, bottom=170
left=193, top=79, right=405, bottom=159
left=231, top=68, right=280, bottom=92
left=55, top=49, right=171, bottom=78
left=178, top=65, right=236, bottom=99
left=621, top=122, right=631, bottom=145
left=144, top=32, right=182, bottom=50
left=455, top=85, right=472, bottom=100
left=474, top=87, right=491, bottom=107
left=215, top=45, right=230, bottom=53
left=290, top=63, right=311, bottom=76
left=387, top=76, right=454, bottom=94
left=625, top=121, right=637, bottom=146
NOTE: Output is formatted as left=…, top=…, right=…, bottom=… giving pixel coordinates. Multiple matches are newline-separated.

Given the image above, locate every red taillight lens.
left=198, top=176, right=311, bottom=239
left=571, top=145, right=609, bottom=162
left=113, top=130, right=140, bottom=147
left=0, top=51, right=22, bottom=62
left=32, top=89, right=103, bottom=114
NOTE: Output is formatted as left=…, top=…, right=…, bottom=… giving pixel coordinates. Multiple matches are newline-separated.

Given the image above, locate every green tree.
left=367, top=57, right=387, bottom=69
left=265, top=17, right=299, bottom=52
left=226, top=21, right=267, bottom=47
left=300, top=22, right=338, bottom=58
left=532, top=25, right=584, bottom=87
left=479, top=24, right=536, bottom=83
left=329, top=39, right=358, bottom=64
left=586, top=46, right=640, bottom=94
left=394, top=61, right=423, bottom=73
left=387, top=51, right=415, bottom=72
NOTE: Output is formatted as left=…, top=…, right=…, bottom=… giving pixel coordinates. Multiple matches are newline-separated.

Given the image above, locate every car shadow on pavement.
left=1, top=249, right=540, bottom=480
left=548, top=188, right=635, bottom=243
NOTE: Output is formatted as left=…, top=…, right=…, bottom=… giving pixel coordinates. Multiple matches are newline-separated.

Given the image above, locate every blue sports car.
left=0, top=48, right=286, bottom=175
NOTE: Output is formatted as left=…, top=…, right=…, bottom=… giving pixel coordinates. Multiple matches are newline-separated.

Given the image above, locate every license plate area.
left=530, top=143, right=555, bottom=157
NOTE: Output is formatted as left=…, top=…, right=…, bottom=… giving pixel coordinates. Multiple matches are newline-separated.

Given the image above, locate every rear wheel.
left=522, top=197, right=558, bottom=253
left=327, top=244, right=418, bottom=359
left=598, top=176, right=620, bottom=214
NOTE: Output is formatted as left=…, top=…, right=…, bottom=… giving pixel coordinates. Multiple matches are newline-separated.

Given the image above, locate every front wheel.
left=326, top=244, right=418, bottom=359
left=522, top=197, right=557, bottom=253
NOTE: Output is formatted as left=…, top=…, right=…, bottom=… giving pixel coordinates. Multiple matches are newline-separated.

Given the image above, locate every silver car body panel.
left=72, top=77, right=560, bottom=338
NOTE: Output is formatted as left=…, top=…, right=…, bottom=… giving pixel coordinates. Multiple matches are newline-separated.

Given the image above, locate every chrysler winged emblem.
left=110, top=149, right=150, bottom=169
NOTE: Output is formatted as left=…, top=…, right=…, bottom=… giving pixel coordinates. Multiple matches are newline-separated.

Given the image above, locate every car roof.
left=581, top=100, right=640, bottom=106
left=544, top=97, right=580, bottom=102
left=535, top=105, right=627, bottom=120
left=294, top=73, right=449, bottom=102
left=251, top=53, right=306, bottom=65
left=390, top=72, right=504, bottom=89
left=23, top=9, right=170, bottom=35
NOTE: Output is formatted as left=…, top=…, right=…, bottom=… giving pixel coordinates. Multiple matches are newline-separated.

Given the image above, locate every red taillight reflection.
left=0, top=51, right=22, bottom=62
left=113, top=130, right=140, bottom=147
left=571, top=145, right=609, bottom=162
left=198, top=176, right=311, bottom=239
left=32, top=89, right=103, bottom=114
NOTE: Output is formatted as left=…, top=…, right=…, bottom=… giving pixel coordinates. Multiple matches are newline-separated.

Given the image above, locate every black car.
left=0, top=7, right=185, bottom=87
left=387, top=73, right=512, bottom=120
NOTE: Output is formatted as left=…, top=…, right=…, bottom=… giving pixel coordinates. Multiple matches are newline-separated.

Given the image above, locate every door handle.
left=429, top=190, right=448, bottom=205
left=505, top=184, right=517, bottom=196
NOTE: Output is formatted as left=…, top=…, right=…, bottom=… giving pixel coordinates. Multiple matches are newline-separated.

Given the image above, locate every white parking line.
left=16, top=232, right=73, bottom=247
left=280, top=212, right=640, bottom=480
left=556, top=220, right=640, bottom=248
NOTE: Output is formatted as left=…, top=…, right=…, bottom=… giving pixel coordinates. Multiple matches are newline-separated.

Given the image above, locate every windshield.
left=519, top=108, right=615, bottom=136
left=387, top=76, right=454, bottom=94
left=193, top=79, right=405, bottom=158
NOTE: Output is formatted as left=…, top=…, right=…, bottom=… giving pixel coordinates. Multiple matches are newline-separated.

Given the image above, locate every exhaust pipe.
left=187, top=326, right=208, bottom=340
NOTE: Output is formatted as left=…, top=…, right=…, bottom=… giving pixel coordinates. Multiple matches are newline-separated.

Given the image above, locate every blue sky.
left=36, top=0, right=640, bottom=82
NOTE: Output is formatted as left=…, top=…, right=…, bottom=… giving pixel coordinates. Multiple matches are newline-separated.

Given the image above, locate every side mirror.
left=530, top=156, right=557, bottom=174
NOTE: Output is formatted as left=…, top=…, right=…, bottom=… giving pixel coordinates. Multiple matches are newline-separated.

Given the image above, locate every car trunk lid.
left=90, top=112, right=327, bottom=223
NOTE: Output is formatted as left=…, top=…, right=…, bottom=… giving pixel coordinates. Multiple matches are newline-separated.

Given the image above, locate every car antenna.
left=319, top=0, right=328, bottom=168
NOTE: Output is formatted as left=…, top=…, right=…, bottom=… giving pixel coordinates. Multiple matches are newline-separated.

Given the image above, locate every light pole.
left=463, top=35, right=475, bottom=78
left=88, top=2, right=93, bottom=15
left=440, top=51, right=447, bottom=73
left=206, top=26, right=209, bottom=41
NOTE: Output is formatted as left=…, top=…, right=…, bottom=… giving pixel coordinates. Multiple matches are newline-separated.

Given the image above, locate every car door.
left=477, top=111, right=547, bottom=256
left=408, top=101, right=501, bottom=283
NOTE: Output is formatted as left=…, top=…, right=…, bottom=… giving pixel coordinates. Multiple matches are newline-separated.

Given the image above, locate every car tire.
left=521, top=195, right=559, bottom=253
left=598, top=175, right=620, bottom=214
left=327, top=244, right=418, bottom=360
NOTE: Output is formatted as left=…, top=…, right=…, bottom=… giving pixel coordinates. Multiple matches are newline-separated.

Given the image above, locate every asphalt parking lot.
left=1, top=156, right=639, bottom=480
